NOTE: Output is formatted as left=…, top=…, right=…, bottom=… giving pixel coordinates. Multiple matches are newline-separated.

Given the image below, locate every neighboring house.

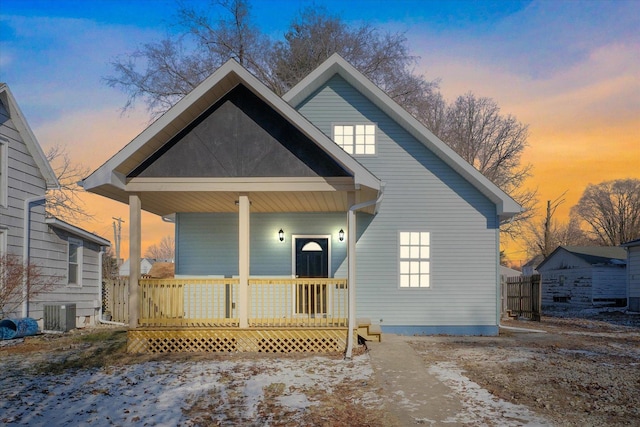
left=118, top=258, right=156, bottom=277
left=522, top=254, right=543, bottom=276
left=0, top=83, right=110, bottom=328
left=500, top=265, right=521, bottom=279
left=537, top=246, right=627, bottom=308
left=81, top=55, right=520, bottom=352
left=621, top=238, right=640, bottom=312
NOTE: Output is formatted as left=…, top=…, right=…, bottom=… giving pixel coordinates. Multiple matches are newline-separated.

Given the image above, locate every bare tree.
left=570, top=178, right=640, bottom=246
left=271, top=6, right=438, bottom=100
left=45, top=144, right=92, bottom=222
left=104, top=0, right=271, bottom=119
left=437, top=93, right=536, bottom=235
left=0, top=253, right=60, bottom=318
left=525, top=217, right=590, bottom=258
left=145, top=235, right=175, bottom=260
left=102, top=247, right=120, bottom=280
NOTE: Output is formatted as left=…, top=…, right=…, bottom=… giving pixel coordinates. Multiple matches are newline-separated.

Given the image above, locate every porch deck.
left=126, top=278, right=354, bottom=353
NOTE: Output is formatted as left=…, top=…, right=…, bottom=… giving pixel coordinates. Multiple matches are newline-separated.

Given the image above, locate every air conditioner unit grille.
left=44, top=304, right=76, bottom=332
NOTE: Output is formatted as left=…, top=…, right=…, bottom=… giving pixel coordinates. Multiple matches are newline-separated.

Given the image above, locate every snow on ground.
left=0, top=354, right=375, bottom=426
left=429, top=361, right=552, bottom=427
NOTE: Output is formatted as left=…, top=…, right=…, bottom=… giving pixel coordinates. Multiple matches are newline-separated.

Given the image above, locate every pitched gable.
left=82, top=60, right=380, bottom=209
left=131, top=85, right=349, bottom=179
left=284, top=54, right=521, bottom=221
left=0, top=83, right=58, bottom=189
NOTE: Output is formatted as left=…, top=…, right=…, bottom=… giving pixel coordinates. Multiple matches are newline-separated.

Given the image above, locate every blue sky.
left=1, top=0, right=639, bottom=260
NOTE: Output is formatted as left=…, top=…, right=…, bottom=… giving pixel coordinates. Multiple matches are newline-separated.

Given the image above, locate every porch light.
left=278, top=229, right=285, bottom=242
left=339, top=229, right=345, bottom=241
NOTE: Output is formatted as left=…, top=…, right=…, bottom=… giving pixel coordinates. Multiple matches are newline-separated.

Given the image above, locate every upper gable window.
left=333, top=124, right=376, bottom=155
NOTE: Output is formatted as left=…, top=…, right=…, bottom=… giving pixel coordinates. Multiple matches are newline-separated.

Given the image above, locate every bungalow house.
left=81, top=55, right=520, bottom=354
left=537, top=246, right=627, bottom=308
left=621, top=238, right=640, bottom=312
left=0, top=83, right=110, bottom=329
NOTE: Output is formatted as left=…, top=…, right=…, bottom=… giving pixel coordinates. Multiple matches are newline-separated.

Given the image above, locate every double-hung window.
left=333, top=124, right=376, bottom=155
left=68, top=238, right=83, bottom=286
left=399, top=232, right=430, bottom=288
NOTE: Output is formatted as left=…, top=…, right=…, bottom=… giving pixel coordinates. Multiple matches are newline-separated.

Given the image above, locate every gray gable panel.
left=131, top=85, right=350, bottom=178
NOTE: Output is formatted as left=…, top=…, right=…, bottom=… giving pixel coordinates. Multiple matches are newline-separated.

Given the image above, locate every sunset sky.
left=1, top=0, right=638, bottom=265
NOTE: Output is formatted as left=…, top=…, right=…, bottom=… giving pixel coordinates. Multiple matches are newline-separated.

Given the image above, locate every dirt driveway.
left=410, top=310, right=640, bottom=426
left=1, top=308, right=638, bottom=426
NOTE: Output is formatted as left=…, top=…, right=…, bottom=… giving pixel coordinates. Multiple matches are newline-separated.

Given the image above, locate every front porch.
left=127, top=277, right=356, bottom=353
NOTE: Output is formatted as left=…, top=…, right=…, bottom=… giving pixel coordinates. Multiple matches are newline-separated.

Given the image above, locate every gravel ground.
left=411, top=308, right=640, bottom=427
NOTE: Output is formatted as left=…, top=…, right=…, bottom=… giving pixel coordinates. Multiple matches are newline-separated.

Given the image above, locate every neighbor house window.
left=68, top=238, right=83, bottom=286
left=333, top=124, right=376, bottom=154
left=0, top=229, right=6, bottom=255
left=0, top=138, right=8, bottom=208
left=399, top=231, right=430, bottom=288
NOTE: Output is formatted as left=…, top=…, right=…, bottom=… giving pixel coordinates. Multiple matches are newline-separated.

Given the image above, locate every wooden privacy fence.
left=103, top=277, right=129, bottom=323
left=501, top=274, right=541, bottom=321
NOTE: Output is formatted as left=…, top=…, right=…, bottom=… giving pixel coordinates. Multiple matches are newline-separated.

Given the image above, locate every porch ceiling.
left=92, top=177, right=378, bottom=215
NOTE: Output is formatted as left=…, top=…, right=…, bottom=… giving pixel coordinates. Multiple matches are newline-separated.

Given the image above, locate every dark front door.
left=295, top=237, right=329, bottom=314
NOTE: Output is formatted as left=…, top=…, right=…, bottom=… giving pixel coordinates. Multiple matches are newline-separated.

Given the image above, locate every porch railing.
left=138, top=278, right=348, bottom=328
left=140, top=278, right=239, bottom=327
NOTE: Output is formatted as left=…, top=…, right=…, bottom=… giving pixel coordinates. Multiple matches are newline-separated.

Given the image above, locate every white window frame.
left=67, top=237, right=83, bottom=286
left=0, top=137, right=8, bottom=208
left=333, top=124, right=376, bottom=155
left=0, top=228, right=6, bottom=255
left=399, top=231, right=430, bottom=288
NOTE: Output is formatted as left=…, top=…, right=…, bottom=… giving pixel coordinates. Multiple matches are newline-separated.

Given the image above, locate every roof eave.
left=0, top=84, right=59, bottom=189
left=45, top=217, right=111, bottom=246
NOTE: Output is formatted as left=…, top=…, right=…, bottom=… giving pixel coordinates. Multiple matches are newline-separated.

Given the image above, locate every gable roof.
left=45, top=217, right=110, bottom=246
left=0, top=83, right=59, bottom=189
left=537, top=246, right=627, bottom=270
left=283, top=54, right=521, bottom=221
left=81, top=59, right=381, bottom=206
left=621, top=238, right=640, bottom=248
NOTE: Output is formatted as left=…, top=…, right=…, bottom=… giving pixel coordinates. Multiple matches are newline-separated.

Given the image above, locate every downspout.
left=22, top=195, right=46, bottom=318
left=345, top=185, right=385, bottom=360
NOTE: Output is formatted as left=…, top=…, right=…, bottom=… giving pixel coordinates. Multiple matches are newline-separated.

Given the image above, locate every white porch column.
left=346, top=192, right=357, bottom=358
left=238, top=194, right=250, bottom=328
left=129, top=194, right=141, bottom=328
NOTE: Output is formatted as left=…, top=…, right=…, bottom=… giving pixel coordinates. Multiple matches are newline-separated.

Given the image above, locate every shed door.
left=295, top=237, right=329, bottom=314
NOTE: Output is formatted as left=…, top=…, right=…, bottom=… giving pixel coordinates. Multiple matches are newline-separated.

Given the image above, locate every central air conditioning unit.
left=44, top=304, right=76, bottom=332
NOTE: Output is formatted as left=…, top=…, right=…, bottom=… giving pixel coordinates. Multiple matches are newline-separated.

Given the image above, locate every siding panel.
left=297, top=75, right=500, bottom=330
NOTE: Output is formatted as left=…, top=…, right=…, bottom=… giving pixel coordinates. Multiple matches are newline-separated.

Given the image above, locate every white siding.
left=297, top=75, right=500, bottom=331
left=540, top=267, right=593, bottom=307
left=1, top=94, right=105, bottom=326
left=0, top=97, right=48, bottom=258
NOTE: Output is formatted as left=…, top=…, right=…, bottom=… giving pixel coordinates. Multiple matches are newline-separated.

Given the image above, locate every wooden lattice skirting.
left=127, top=328, right=350, bottom=353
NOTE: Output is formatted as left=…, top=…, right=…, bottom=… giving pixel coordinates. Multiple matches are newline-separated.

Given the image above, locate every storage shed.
left=621, top=239, right=640, bottom=312
left=537, top=246, right=627, bottom=308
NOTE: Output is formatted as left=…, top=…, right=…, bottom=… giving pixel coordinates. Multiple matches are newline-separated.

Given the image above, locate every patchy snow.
left=0, top=355, right=374, bottom=426
left=429, top=361, right=552, bottom=427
